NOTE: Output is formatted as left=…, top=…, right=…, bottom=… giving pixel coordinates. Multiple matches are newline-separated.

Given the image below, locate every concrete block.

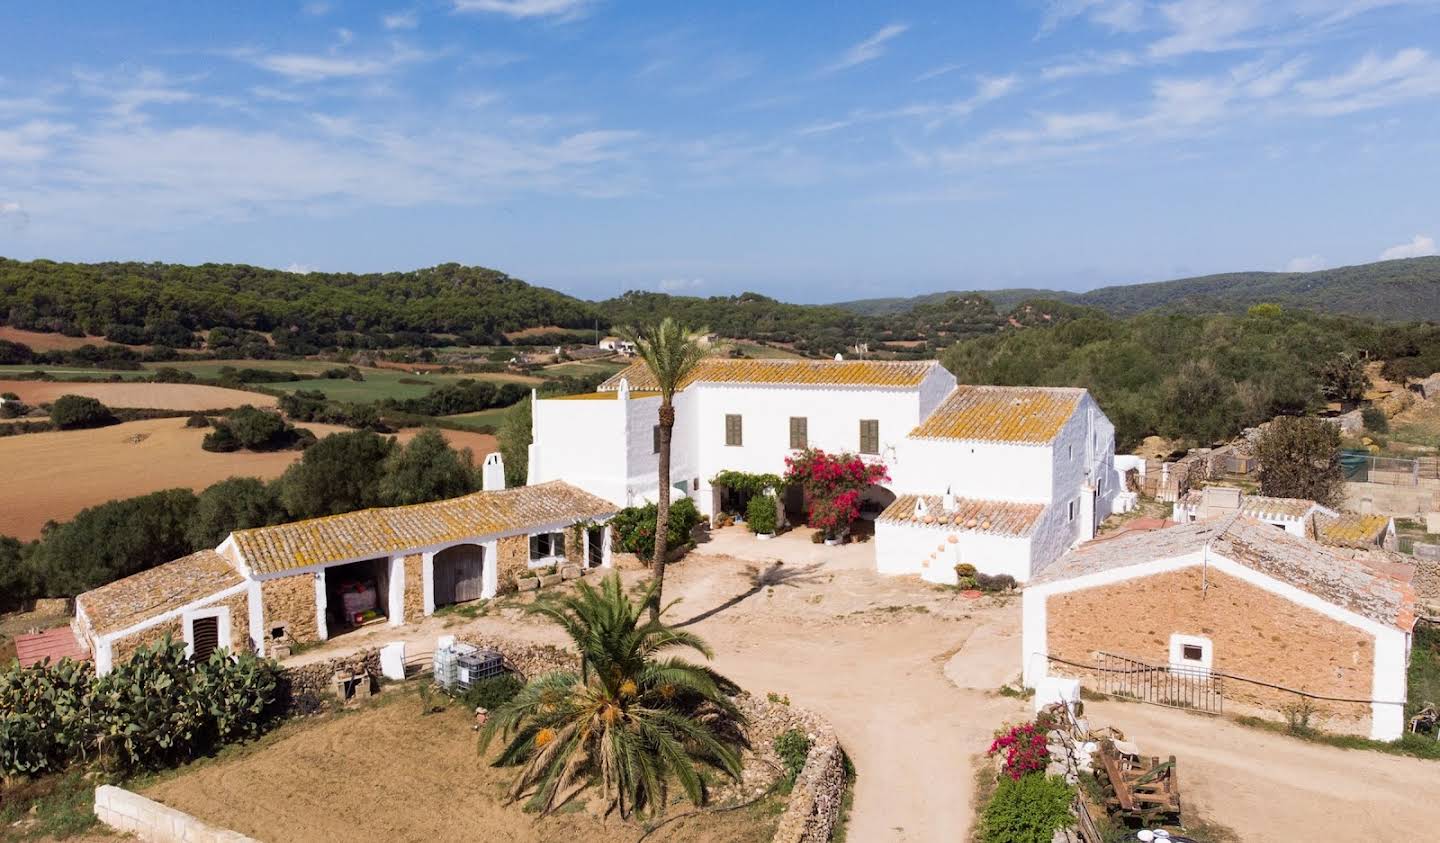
left=379, top=642, right=406, bottom=681
left=1034, top=676, right=1081, bottom=714
left=516, top=576, right=540, bottom=592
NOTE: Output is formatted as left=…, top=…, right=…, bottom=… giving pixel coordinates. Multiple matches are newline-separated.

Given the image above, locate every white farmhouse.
left=597, top=336, right=636, bottom=355
left=528, top=358, right=1121, bottom=583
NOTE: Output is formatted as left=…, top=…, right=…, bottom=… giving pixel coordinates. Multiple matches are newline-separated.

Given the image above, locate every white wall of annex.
left=890, top=437, right=1054, bottom=502
left=875, top=520, right=1033, bottom=583
left=530, top=398, right=628, bottom=505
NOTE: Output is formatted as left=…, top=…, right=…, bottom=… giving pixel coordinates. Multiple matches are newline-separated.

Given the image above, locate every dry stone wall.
left=495, top=535, right=529, bottom=595
left=277, top=648, right=382, bottom=715
left=761, top=697, right=846, bottom=843
left=111, top=618, right=182, bottom=663
left=403, top=553, right=424, bottom=620
left=262, top=574, right=318, bottom=643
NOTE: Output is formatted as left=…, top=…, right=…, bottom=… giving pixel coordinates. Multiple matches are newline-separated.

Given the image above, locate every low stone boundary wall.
left=94, top=784, right=256, bottom=842
left=454, top=635, right=576, bottom=680
left=770, top=719, right=845, bottom=843
left=277, top=648, right=381, bottom=714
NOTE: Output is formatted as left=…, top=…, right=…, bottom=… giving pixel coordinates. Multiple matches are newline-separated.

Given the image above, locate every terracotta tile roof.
left=877, top=494, right=1046, bottom=538
left=1316, top=513, right=1391, bottom=548
left=14, top=626, right=89, bottom=667
left=1177, top=489, right=1327, bottom=520
left=908, top=385, right=1083, bottom=444
left=549, top=390, right=659, bottom=401
left=598, top=358, right=938, bottom=391
left=1031, top=518, right=1416, bottom=630
left=77, top=550, right=244, bottom=636
left=233, top=481, right=617, bottom=576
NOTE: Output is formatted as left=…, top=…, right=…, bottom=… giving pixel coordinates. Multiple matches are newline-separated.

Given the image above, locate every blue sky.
left=2, top=1, right=1439, bottom=302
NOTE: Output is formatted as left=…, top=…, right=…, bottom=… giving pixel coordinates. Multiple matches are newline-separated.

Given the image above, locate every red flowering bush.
left=783, top=448, right=889, bottom=539
left=987, top=721, right=1051, bottom=781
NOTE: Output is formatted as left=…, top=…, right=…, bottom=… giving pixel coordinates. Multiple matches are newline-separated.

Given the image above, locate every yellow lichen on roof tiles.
left=550, top=390, right=660, bottom=401
left=598, top=358, right=937, bottom=392
left=1320, top=513, right=1390, bottom=546
left=233, top=480, right=617, bottom=576
left=78, top=550, right=243, bottom=635
left=877, top=494, right=1045, bottom=537
left=909, top=385, right=1082, bottom=444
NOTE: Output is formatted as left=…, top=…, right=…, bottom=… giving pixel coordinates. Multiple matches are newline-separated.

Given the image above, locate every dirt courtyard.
left=142, top=690, right=779, bottom=843
left=0, top=419, right=496, bottom=540
left=290, top=527, right=1440, bottom=842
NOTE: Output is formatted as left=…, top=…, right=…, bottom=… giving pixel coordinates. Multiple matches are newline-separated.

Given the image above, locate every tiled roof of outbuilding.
left=232, top=481, right=616, bottom=576
left=77, top=550, right=243, bottom=636
left=908, top=385, right=1082, bottom=444
left=1177, top=489, right=1328, bottom=520
left=1316, top=512, right=1392, bottom=548
left=1030, top=518, right=1416, bottom=630
left=877, top=494, right=1045, bottom=538
left=598, top=358, right=938, bottom=391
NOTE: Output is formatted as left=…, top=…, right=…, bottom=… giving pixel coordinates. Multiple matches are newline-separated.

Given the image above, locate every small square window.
left=1181, top=644, right=1204, bottom=662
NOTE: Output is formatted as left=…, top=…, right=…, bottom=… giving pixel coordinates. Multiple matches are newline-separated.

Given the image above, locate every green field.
left=442, top=406, right=520, bottom=430
left=0, top=365, right=151, bottom=381
left=727, top=341, right=806, bottom=359
left=540, top=359, right=628, bottom=378
left=143, top=360, right=540, bottom=403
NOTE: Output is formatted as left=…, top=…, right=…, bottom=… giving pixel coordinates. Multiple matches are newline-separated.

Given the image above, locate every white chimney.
left=482, top=452, right=505, bottom=491
left=834, top=353, right=844, bottom=362
left=942, top=485, right=956, bottom=513
left=913, top=497, right=929, bottom=518
left=617, top=376, right=630, bottom=401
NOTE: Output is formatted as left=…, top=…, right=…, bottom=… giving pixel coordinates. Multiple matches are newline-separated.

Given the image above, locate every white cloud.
left=1379, top=234, right=1437, bottom=260
left=284, top=262, right=317, bottom=274
left=0, top=200, right=29, bottom=231
left=1042, top=50, right=1140, bottom=80
left=799, top=74, right=1017, bottom=135
left=1284, top=254, right=1327, bottom=272
left=452, top=0, right=590, bottom=19
left=659, top=278, right=704, bottom=292
left=1295, top=48, right=1440, bottom=115
left=302, top=1, right=332, bottom=16
left=916, top=63, right=965, bottom=82
left=0, top=120, right=68, bottom=162
left=383, top=10, right=419, bottom=30
left=1041, top=0, right=1146, bottom=35
left=241, top=43, right=434, bottom=81
left=823, top=23, right=909, bottom=74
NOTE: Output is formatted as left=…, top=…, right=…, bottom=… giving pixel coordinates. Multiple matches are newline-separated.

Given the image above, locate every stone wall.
left=94, top=784, right=257, bottom=842
left=262, top=574, right=318, bottom=644
left=277, top=649, right=382, bottom=715
left=495, top=535, right=529, bottom=595
left=760, top=697, right=846, bottom=843
left=112, top=618, right=183, bottom=663
left=454, top=634, right=577, bottom=680
left=403, top=553, right=424, bottom=620
left=1047, top=566, right=1375, bottom=731
left=218, top=590, right=252, bottom=656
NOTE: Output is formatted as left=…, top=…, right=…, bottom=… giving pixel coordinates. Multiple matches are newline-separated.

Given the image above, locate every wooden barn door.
left=435, top=545, right=486, bottom=606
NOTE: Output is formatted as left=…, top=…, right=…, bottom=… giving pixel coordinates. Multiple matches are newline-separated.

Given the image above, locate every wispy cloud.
left=1041, top=50, right=1139, bottom=80
left=658, top=277, right=704, bottom=292
left=823, top=23, right=909, bottom=74
left=382, top=10, right=419, bottom=30
left=451, top=0, right=590, bottom=20
left=0, top=200, right=29, bottom=231
left=799, top=74, right=1017, bottom=135
left=238, top=42, right=435, bottom=81
left=1284, top=254, right=1327, bottom=272
left=0, top=120, right=69, bottom=162
left=1379, top=234, right=1436, bottom=260
left=916, top=63, right=965, bottom=82
left=1294, top=47, right=1440, bottom=115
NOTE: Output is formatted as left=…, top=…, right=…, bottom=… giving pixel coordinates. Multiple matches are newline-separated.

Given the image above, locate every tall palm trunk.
left=649, top=401, right=675, bottom=622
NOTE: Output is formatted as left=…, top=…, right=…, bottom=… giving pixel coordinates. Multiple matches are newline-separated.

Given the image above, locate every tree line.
left=940, top=304, right=1440, bottom=450
left=0, top=429, right=485, bottom=610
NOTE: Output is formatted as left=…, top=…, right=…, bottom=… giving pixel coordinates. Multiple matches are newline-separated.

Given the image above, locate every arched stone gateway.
left=433, top=543, right=487, bottom=606
left=858, top=484, right=897, bottom=519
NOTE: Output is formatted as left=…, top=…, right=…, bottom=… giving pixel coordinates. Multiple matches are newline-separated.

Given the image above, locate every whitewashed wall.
left=875, top=520, right=1034, bottom=583
left=891, top=437, right=1055, bottom=502
left=530, top=397, right=629, bottom=504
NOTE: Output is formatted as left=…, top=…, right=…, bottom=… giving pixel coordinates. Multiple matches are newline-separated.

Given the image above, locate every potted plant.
left=746, top=493, right=777, bottom=540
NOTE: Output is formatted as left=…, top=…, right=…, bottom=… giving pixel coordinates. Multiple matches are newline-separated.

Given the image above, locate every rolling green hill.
left=832, top=257, right=1440, bottom=321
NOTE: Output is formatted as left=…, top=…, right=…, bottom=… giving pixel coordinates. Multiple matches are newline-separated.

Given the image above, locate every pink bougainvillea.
left=986, top=721, right=1051, bottom=780
left=783, top=448, right=889, bottom=539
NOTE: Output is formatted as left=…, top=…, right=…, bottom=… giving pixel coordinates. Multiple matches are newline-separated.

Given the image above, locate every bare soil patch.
left=141, top=690, right=779, bottom=843
left=0, top=420, right=495, bottom=540
left=0, top=380, right=275, bottom=411
left=0, top=326, right=128, bottom=352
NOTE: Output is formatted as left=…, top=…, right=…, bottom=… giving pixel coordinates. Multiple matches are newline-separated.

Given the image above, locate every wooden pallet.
left=1094, top=740, right=1181, bottom=826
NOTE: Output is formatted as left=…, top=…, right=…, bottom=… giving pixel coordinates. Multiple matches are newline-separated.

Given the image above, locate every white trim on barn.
left=181, top=605, right=232, bottom=659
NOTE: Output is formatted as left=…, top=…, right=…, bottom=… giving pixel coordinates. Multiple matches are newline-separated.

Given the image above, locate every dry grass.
left=0, top=380, right=275, bottom=411
left=0, top=326, right=128, bottom=352
left=0, top=419, right=495, bottom=540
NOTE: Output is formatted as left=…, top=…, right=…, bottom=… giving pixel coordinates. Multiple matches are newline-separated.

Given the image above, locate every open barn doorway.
left=325, top=558, right=389, bottom=637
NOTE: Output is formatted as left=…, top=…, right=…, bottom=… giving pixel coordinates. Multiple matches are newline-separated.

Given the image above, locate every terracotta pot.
left=961, top=589, right=983, bottom=600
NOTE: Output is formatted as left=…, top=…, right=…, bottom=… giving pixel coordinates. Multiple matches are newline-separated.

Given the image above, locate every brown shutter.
left=790, top=416, right=807, bottom=449
left=190, top=616, right=220, bottom=660
left=652, top=425, right=660, bottom=454
left=725, top=414, right=742, bottom=446
left=860, top=419, right=879, bottom=455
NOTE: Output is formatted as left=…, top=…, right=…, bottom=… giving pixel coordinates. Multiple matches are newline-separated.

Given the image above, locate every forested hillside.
left=836, top=257, right=1440, bottom=321
left=0, top=259, right=601, bottom=344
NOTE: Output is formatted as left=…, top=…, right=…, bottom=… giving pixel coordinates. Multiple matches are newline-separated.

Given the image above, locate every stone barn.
left=75, top=469, right=616, bottom=674
left=1021, top=518, right=1417, bottom=741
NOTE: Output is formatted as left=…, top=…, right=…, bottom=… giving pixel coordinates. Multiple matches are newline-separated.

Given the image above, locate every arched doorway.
left=433, top=543, right=487, bottom=606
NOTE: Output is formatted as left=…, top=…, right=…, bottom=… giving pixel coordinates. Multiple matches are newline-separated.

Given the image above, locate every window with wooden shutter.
left=652, top=425, right=660, bottom=454
left=789, top=416, right=807, bottom=449
left=725, top=414, right=742, bottom=446
left=190, top=615, right=220, bottom=660
left=859, top=419, right=879, bottom=455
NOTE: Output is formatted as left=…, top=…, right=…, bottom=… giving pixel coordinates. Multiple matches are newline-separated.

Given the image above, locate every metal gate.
left=1091, top=652, right=1224, bottom=714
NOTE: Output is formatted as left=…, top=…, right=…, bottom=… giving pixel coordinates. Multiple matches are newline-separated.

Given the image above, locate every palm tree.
left=618, top=318, right=709, bottom=620
left=478, top=573, right=746, bottom=819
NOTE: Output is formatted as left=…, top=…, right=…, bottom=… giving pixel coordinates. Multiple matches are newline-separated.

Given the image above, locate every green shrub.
left=49, top=394, right=115, bottom=429
left=747, top=494, right=778, bottom=535
left=184, top=412, right=211, bottom=428
left=459, top=673, right=523, bottom=711
left=980, top=774, right=1075, bottom=843
left=0, top=638, right=279, bottom=777
left=610, top=497, right=701, bottom=559
left=226, top=405, right=293, bottom=450
left=201, top=424, right=241, bottom=452
left=1361, top=406, right=1389, bottom=433
left=773, top=728, right=810, bottom=787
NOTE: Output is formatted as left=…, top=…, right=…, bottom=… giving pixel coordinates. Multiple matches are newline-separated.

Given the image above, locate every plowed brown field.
left=0, top=420, right=496, bottom=539
left=0, top=380, right=273, bottom=410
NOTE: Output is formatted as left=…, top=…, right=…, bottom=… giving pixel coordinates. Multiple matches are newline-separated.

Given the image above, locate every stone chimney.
left=1200, top=485, right=1242, bottom=520
left=482, top=452, right=505, bottom=491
